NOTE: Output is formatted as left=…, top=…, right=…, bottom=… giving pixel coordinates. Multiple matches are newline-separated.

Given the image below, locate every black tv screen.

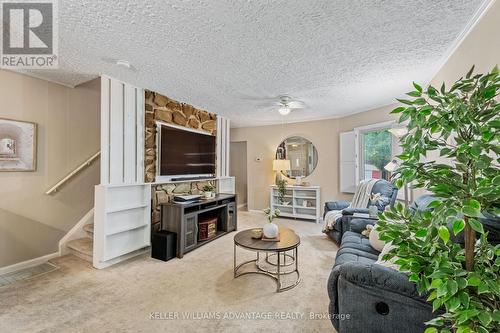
left=159, top=125, right=216, bottom=176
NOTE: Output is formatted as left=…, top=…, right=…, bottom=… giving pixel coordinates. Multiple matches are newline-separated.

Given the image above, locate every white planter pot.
left=204, top=191, right=213, bottom=198
left=263, top=222, right=279, bottom=238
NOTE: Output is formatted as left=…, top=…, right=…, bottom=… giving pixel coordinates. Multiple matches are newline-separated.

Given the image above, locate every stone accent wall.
left=144, top=90, right=217, bottom=183
left=151, top=180, right=216, bottom=231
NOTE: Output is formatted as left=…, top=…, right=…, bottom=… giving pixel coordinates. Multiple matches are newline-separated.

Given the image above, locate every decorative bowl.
left=251, top=228, right=263, bottom=239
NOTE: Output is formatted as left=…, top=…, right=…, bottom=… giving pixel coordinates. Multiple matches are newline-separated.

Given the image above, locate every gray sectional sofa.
left=327, top=194, right=500, bottom=333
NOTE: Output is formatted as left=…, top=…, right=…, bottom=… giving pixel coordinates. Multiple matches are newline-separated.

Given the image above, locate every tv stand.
left=160, top=194, right=237, bottom=258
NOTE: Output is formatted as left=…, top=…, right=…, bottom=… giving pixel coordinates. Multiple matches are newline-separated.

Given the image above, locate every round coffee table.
left=233, top=226, right=301, bottom=292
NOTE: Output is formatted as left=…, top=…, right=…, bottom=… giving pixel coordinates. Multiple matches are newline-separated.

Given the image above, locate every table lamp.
left=384, top=159, right=409, bottom=205
left=273, top=159, right=291, bottom=184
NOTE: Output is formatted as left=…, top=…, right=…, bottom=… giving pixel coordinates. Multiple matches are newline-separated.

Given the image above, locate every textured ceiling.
left=23, top=0, right=487, bottom=127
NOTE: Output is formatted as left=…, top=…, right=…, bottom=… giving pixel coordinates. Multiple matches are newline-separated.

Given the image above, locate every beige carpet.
left=0, top=211, right=338, bottom=333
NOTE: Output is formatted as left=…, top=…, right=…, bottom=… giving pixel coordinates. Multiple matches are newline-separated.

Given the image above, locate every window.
left=355, top=121, right=402, bottom=184
left=359, top=128, right=392, bottom=181
left=339, top=121, right=404, bottom=194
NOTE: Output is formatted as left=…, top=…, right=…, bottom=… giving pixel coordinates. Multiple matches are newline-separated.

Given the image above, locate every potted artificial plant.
left=203, top=184, right=215, bottom=198
left=263, top=207, right=280, bottom=238
left=377, top=66, right=500, bottom=333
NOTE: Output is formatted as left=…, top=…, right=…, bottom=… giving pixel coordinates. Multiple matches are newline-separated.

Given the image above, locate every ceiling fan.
left=241, top=94, right=307, bottom=116
left=273, top=95, right=306, bottom=115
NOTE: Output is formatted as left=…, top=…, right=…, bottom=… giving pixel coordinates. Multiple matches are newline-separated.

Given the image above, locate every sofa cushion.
left=334, top=247, right=378, bottom=267
left=341, top=231, right=380, bottom=255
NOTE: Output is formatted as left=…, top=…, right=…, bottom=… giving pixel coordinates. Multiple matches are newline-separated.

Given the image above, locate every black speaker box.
left=152, top=230, right=177, bottom=262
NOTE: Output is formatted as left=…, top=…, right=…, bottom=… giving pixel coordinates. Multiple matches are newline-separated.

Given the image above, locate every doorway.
left=230, top=141, right=247, bottom=209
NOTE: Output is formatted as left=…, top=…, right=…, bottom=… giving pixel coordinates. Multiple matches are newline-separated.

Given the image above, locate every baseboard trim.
left=248, top=209, right=264, bottom=214
left=0, top=252, right=59, bottom=275
left=237, top=203, right=247, bottom=209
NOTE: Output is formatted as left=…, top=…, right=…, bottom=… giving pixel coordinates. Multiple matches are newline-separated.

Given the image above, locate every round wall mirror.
left=275, top=136, right=318, bottom=179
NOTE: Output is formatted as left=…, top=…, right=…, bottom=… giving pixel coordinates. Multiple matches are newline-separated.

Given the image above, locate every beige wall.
left=231, top=0, right=500, bottom=211
left=230, top=104, right=397, bottom=211
left=230, top=141, right=248, bottom=206
left=0, top=70, right=100, bottom=268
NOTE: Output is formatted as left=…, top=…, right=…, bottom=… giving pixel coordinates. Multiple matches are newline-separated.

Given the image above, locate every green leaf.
left=437, top=282, right=448, bottom=297
left=478, top=282, right=489, bottom=294
left=447, top=296, right=460, bottom=311
left=468, top=218, right=484, bottom=234
left=438, top=226, right=450, bottom=243
left=415, top=229, right=427, bottom=237
left=489, top=119, right=500, bottom=128
left=396, top=98, right=414, bottom=105
left=456, top=326, right=471, bottom=333
left=430, top=279, right=443, bottom=288
left=424, top=328, right=438, bottom=333
left=467, top=275, right=481, bottom=287
left=452, top=219, right=465, bottom=235
left=465, top=65, right=475, bottom=78
left=458, top=291, right=470, bottom=308
left=447, top=280, right=458, bottom=295
left=432, top=298, right=442, bottom=312
left=483, top=85, right=497, bottom=99
left=427, top=200, right=442, bottom=208
left=391, top=106, right=406, bottom=114
left=462, top=199, right=481, bottom=217
left=413, top=81, right=423, bottom=92
left=413, top=97, right=426, bottom=105
left=407, top=91, right=421, bottom=97
left=477, top=312, right=492, bottom=326
left=456, top=278, right=467, bottom=289
left=476, top=327, right=489, bottom=333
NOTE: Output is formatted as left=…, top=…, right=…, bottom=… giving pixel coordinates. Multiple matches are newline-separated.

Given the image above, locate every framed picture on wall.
left=0, top=118, right=37, bottom=171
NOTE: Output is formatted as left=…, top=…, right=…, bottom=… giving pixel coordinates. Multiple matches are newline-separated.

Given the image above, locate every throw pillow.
left=369, top=224, right=385, bottom=251
left=361, top=224, right=374, bottom=237
left=375, top=243, right=401, bottom=271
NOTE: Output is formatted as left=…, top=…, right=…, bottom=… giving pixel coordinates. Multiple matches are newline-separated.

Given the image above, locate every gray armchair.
left=324, top=179, right=398, bottom=244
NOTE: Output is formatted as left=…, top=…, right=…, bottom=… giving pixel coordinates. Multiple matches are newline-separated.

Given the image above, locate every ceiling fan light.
left=278, top=107, right=291, bottom=115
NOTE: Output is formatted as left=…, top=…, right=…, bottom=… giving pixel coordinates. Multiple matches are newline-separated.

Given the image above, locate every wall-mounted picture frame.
left=0, top=118, right=37, bottom=172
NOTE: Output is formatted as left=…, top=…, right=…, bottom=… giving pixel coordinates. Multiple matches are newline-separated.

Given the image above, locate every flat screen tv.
left=159, top=124, right=216, bottom=178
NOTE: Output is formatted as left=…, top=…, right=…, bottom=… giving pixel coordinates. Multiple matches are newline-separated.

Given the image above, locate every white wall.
left=100, top=76, right=144, bottom=185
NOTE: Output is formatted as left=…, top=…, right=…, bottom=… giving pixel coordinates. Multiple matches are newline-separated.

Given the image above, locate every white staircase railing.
left=45, top=151, right=100, bottom=195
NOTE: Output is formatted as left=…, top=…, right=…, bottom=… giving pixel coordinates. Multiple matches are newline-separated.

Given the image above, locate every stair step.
left=67, top=238, right=93, bottom=263
left=83, top=223, right=94, bottom=236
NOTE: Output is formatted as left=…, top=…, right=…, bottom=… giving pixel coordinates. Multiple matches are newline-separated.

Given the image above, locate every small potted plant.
left=202, top=184, right=215, bottom=198
left=262, top=207, right=280, bottom=238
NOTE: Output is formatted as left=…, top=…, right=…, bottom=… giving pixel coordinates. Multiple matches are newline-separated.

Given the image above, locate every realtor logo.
left=1, top=0, right=58, bottom=68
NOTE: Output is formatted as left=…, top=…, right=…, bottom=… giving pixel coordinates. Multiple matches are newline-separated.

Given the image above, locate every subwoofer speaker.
left=152, top=230, right=177, bottom=262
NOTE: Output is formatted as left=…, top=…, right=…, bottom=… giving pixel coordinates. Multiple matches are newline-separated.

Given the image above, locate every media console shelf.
left=161, top=194, right=237, bottom=258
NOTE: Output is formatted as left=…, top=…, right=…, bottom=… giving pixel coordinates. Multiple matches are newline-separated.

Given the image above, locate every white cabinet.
left=269, top=185, right=321, bottom=223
